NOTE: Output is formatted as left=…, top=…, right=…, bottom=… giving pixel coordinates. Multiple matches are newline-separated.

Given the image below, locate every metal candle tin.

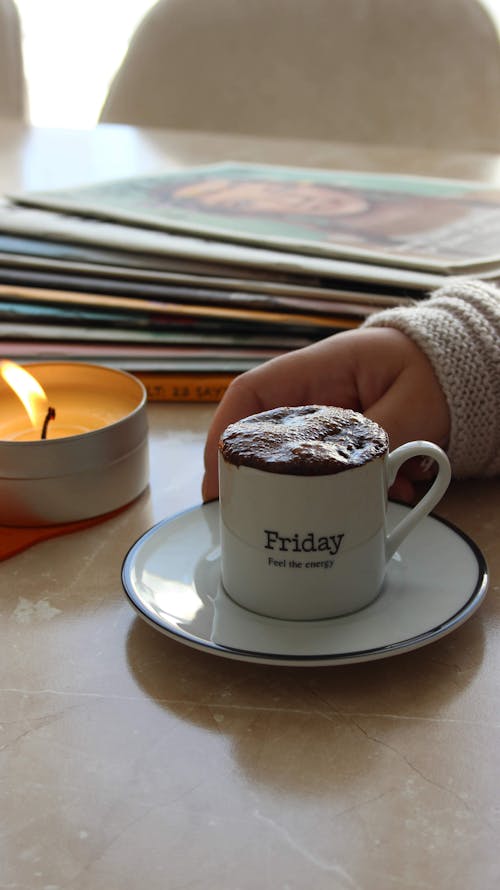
left=0, top=363, right=149, bottom=526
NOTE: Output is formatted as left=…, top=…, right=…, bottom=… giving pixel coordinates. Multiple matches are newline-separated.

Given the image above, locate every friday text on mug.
left=264, top=529, right=345, bottom=564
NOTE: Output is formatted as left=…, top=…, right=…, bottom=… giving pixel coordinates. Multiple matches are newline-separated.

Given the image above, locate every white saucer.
left=121, top=502, right=488, bottom=667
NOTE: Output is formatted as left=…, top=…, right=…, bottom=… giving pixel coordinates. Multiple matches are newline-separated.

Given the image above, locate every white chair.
left=0, top=0, right=26, bottom=120
left=99, top=0, right=500, bottom=151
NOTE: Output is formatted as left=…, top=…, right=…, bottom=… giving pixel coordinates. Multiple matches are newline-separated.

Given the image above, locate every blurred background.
left=15, top=0, right=157, bottom=127
left=12, top=0, right=500, bottom=129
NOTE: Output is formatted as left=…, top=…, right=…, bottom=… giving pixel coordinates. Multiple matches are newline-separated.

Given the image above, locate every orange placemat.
left=0, top=505, right=128, bottom=561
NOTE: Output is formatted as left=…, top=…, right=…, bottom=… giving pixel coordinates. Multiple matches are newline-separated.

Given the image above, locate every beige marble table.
left=0, top=122, right=499, bottom=890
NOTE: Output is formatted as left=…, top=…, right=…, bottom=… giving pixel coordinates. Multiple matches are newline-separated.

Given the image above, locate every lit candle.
left=1, top=360, right=56, bottom=440
left=0, top=361, right=149, bottom=526
left=0, top=360, right=142, bottom=440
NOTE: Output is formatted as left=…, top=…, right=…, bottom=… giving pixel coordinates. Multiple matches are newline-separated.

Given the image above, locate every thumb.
left=365, top=370, right=448, bottom=452
left=364, top=378, right=417, bottom=450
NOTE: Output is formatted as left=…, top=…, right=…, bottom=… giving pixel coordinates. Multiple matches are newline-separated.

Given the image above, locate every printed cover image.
left=12, top=163, right=500, bottom=272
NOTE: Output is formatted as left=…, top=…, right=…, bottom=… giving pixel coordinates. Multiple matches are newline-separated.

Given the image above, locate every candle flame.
left=0, top=360, right=49, bottom=428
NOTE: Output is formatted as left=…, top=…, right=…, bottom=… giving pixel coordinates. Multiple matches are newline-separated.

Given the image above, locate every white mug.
left=219, top=431, right=451, bottom=620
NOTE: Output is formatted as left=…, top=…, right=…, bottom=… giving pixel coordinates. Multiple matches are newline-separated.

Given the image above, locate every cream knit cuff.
left=363, top=280, right=500, bottom=479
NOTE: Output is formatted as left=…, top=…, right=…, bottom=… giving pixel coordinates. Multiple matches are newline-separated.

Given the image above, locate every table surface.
left=1, top=121, right=499, bottom=890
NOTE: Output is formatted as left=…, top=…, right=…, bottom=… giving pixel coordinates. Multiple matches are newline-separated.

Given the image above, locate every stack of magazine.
left=1, top=161, right=499, bottom=401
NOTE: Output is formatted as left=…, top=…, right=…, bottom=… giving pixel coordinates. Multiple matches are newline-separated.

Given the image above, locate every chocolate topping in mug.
left=219, top=405, right=389, bottom=475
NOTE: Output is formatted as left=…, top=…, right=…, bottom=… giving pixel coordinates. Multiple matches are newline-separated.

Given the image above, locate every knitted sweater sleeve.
left=363, top=280, right=500, bottom=479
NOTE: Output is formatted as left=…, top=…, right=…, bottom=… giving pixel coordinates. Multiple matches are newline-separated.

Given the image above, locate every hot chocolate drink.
left=218, top=404, right=450, bottom=619
left=219, top=405, right=388, bottom=476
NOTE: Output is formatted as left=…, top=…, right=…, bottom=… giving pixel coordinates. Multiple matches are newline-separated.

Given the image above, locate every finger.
left=202, top=374, right=264, bottom=502
left=365, top=368, right=448, bottom=452
left=364, top=375, right=423, bottom=449
left=388, top=474, right=416, bottom=504
left=399, top=455, right=439, bottom=482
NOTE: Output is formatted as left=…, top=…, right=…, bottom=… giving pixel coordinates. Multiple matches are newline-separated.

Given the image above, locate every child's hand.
left=202, top=327, right=450, bottom=502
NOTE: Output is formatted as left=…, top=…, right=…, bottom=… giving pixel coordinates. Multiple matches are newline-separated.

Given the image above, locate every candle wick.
left=41, top=407, right=56, bottom=440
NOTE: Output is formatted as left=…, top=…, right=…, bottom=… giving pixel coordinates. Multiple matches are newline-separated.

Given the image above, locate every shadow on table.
left=125, top=607, right=486, bottom=796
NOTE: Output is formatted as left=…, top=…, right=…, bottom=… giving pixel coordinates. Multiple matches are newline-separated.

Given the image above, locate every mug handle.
left=385, top=441, right=451, bottom=560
